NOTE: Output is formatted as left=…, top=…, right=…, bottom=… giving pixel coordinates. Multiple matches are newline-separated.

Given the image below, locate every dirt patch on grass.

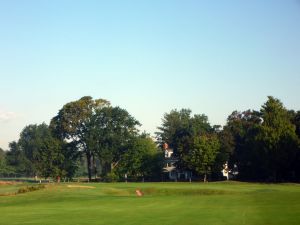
left=0, top=184, right=44, bottom=196
left=67, top=185, right=96, bottom=189
left=0, top=181, right=18, bottom=186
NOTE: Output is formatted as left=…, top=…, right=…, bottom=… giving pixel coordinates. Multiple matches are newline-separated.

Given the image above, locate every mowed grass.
left=0, top=181, right=300, bottom=225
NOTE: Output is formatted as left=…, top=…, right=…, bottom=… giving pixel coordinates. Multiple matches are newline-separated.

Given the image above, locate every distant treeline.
left=0, top=96, right=300, bottom=182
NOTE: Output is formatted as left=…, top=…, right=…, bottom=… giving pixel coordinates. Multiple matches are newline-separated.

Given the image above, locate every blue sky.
left=0, top=1, right=300, bottom=149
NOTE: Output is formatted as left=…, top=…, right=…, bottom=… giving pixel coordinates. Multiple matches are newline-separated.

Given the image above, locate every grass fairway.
left=0, top=182, right=300, bottom=225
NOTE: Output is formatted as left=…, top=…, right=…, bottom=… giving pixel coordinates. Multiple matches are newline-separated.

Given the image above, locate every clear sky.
left=0, top=1, right=300, bottom=149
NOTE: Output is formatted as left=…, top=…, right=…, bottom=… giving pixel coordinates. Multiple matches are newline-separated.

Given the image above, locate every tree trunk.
left=86, top=152, right=92, bottom=181
left=93, top=155, right=97, bottom=179
left=273, top=171, right=277, bottom=182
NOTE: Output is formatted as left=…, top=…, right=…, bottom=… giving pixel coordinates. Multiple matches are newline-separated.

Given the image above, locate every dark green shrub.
left=17, top=185, right=45, bottom=194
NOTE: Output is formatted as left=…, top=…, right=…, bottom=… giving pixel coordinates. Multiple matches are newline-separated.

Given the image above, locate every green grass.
left=1, top=181, right=300, bottom=225
left=0, top=183, right=26, bottom=196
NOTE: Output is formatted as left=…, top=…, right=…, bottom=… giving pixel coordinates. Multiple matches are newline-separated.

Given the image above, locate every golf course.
left=0, top=181, right=300, bottom=225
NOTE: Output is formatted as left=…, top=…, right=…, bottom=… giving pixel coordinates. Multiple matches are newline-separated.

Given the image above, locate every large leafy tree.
left=50, top=96, right=110, bottom=181
left=185, top=134, right=220, bottom=181
left=289, top=110, right=300, bottom=180
left=0, top=148, right=9, bottom=176
left=50, top=96, right=140, bottom=180
left=156, top=109, right=192, bottom=149
left=5, top=141, right=29, bottom=176
left=61, top=142, right=81, bottom=179
left=118, top=134, right=163, bottom=180
left=88, top=106, right=140, bottom=176
left=223, top=97, right=300, bottom=182
left=256, top=96, right=300, bottom=181
left=0, top=148, right=5, bottom=168
left=156, top=109, right=212, bottom=170
left=156, top=109, right=211, bottom=148
left=222, top=110, right=262, bottom=180
left=18, top=123, right=65, bottom=179
left=289, top=110, right=300, bottom=139
left=212, top=127, right=235, bottom=178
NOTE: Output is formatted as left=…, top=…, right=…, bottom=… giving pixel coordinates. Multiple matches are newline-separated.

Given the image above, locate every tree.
left=50, top=97, right=141, bottom=180
left=256, top=96, right=300, bottom=181
left=289, top=110, right=300, bottom=181
left=223, top=97, right=300, bottom=182
left=0, top=148, right=8, bottom=176
left=88, top=106, right=140, bottom=177
left=118, top=134, right=163, bottom=180
left=157, top=109, right=211, bottom=148
left=18, top=123, right=65, bottom=179
left=50, top=96, right=110, bottom=181
left=212, top=128, right=235, bottom=179
left=60, top=142, right=81, bottom=179
left=5, top=141, right=29, bottom=176
left=289, top=110, right=300, bottom=139
left=222, top=110, right=262, bottom=180
left=156, top=109, right=192, bottom=149
left=185, top=134, right=220, bottom=182
left=0, top=148, right=5, bottom=166
left=156, top=109, right=212, bottom=170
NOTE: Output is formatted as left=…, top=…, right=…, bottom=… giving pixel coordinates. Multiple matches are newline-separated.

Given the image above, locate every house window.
left=171, top=171, right=176, bottom=177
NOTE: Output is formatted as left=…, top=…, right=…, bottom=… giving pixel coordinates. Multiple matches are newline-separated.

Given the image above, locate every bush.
left=17, top=184, right=45, bottom=194
left=104, top=171, right=119, bottom=182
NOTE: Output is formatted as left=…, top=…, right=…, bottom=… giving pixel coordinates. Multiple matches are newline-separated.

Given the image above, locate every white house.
left=222, top=162, right=239, bottom=180
left=162, top=143, right=192, bottom=181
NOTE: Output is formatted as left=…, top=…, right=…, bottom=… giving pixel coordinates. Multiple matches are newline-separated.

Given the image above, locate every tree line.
left=0, top=96, right=300, bottom=182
